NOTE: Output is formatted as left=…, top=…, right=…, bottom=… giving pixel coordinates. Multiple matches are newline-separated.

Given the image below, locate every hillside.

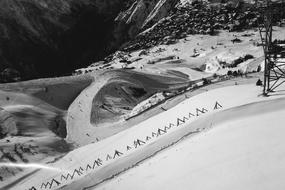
left=3, top=0, right=284, bottom=82
left=0, top=0, right=181, bottom=82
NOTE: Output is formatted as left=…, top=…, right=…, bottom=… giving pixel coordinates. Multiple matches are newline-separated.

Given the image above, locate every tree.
left=227, top=70, right=233, bottom=76
left=202, top=78, right=211, bottom=85
left=256, top=79, right=263, bottom=86
left=257, top=65, right=262, bottom=72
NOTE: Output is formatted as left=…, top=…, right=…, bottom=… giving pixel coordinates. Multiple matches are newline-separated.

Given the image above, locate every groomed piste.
left=7, top=82, right=285, bottom=190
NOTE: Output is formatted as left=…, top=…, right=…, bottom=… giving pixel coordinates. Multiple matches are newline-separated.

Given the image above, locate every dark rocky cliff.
left=0, top=0, right=180, bottom=82
left=0, top=0, right=132, bottom=81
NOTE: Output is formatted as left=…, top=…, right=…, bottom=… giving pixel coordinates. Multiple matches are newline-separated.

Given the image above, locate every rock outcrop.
left=115, top=0, right=179, bottom=38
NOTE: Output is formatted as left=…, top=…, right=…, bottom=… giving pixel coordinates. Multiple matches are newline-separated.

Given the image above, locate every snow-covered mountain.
left=1, top=0, right=285, bottom=189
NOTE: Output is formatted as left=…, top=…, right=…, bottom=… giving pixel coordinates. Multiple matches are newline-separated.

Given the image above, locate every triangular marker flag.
left=214, top=101, right=223, bottom=110
left=113, top=150, right=123, bottom=159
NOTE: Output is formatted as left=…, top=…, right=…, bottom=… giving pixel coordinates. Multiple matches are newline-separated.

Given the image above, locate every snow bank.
left=204, top=51, right=255, bottom=73
left=124, top=92, right=166, bottom=120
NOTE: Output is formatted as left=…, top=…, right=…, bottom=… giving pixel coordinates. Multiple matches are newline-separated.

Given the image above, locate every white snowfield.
left=14, top=84, right=285, bottom=190
left=96, top=97, right=285, bottom=190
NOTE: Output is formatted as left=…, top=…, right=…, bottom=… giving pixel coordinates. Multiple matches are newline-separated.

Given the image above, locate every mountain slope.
left=0, top=0, right=130, bottom=81
left=0, top=0, right=180, bottom=82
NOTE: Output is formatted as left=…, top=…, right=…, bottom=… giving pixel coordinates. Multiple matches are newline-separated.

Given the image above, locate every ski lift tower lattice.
left=256, top=0, right=285, bottom=95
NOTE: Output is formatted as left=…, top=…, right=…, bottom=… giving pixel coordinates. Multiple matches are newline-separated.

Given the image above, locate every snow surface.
left=13, top=83, right=285, bottom=190
left=96, top=98, right=285, bottom=190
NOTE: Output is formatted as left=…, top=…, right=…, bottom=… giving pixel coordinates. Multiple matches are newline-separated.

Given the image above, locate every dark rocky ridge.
left=0, top=0, right=183, bottom=82
left=0, top=0, right=137, bottom=82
